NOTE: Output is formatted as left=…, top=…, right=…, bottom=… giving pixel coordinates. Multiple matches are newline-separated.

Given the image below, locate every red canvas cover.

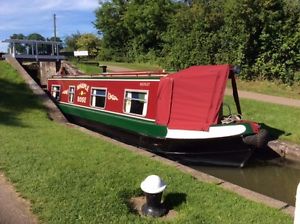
left=156, top=76, right=173, bottom=125
left=156, top=65, right=230, bottom=131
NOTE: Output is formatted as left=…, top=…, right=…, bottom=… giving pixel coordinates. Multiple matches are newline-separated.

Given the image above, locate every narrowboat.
left=47, top=64, right=268, bottom=167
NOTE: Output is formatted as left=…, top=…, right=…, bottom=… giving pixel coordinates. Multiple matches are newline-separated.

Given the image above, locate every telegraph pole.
left=53, top=13, right=57, bottom=42
left=53, top=13, right=57, bottom=55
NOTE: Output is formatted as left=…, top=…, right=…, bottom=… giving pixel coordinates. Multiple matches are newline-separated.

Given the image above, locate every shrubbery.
left=94, top=0, right=300, bottom=84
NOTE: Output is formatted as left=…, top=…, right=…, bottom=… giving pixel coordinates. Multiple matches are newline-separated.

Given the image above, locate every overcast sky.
left=0, top=0, right=100, bottom=52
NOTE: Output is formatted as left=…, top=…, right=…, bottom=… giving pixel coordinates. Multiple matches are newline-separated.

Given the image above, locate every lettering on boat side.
left=77, top=96, right=86, bottom=103
left=108, top=92, right=118, bottom=101
left=77, top=83, right=90, bottom=92
left=140, top=82, right=150, bottom=87
left=76, top=83, right=89, bottom=104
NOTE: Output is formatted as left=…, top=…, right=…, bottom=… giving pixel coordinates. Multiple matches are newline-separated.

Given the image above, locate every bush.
left=94, top=0, right=300, bottom=85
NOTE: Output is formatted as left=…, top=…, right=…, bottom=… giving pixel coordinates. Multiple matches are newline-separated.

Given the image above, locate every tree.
left=25, top=33, right=46, bottom=55
left=45, top=37, right=63, bottom=55
left=123, top=0, right=176, bottom=60
left=48, top=36, right=62, bottom=42
left=9, top=33, right=26, bottom=54
left=76, top=33, right=101, bottom=57
left=10, top=33, right=26, bottom=40
left=221, top=0, right=300, bottom=83
left=94, top=0, right=129, bottom=61
left=163, top=0, right=300, bottom=83
left=94, top=0, right=176, bottom=62
left=64, top=32, right=81, bottom=51
left=27, top=33, right=45, bottom=41
left=93, top=0, right=300, bottom=84
left=252, top=0, right=300, bottom=83
left=162, top=1, right=225, bottom=69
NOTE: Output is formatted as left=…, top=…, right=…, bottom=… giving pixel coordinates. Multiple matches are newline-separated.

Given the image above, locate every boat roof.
left=51, top=70, right=168, bottom=80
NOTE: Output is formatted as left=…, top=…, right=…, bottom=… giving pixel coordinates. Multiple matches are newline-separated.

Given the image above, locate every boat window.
left=91, top=88, right=107, bottom=108
left=51, top=85, right=61, bottom=101
left=68, top=86, right=75, bottom=103
left=124, top=90, right=148, bottom=116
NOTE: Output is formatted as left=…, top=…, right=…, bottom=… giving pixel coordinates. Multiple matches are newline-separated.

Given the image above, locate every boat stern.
left=241, top=121, right=269, bottom=149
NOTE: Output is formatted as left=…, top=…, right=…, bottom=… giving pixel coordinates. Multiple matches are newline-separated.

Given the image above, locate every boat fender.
left=242, top=129, right=269, bottom=149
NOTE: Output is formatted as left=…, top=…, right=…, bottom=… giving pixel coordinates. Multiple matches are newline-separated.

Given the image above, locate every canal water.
left=192, top=157, right=300, bottom=206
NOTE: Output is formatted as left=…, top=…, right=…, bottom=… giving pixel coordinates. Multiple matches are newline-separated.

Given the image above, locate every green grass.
left=98, top=61, right=162, bottom=71
left=71, top=60, right=101, bottom=74
left=0, top=62, right=293, bottom=223
left=71, top=60, right=162, bottom=74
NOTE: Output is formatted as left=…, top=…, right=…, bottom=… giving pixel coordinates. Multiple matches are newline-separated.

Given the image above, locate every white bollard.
left=140, top=175, right=167, bottom=217
left=295, top=182, right=300, bottom=224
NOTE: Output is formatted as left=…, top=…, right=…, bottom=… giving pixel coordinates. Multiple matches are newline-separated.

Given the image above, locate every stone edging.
left=5, top=56, right=68, bottom=124
left=268, top=140, right=300, bottom=161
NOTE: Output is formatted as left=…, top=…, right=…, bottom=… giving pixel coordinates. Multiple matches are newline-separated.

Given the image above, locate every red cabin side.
left=48, top=78, right=161, bottom=120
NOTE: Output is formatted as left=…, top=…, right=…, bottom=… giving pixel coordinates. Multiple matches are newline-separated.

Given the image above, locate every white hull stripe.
left=166, top=125, right=247, bottom=139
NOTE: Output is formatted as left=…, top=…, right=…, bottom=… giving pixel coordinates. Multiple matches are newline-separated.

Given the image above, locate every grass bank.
left=0, top=63, right=293, bottom=223
left=72, top=60, right=161, bottom=74
left=98, top=61, right=162, bottom=71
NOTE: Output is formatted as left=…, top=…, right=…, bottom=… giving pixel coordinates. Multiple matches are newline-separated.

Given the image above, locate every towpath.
left=0, top=173, right=38, bottom=224
left=225, top=88, right=300, bottom=108
left=108, top=65, right=135, bottom=72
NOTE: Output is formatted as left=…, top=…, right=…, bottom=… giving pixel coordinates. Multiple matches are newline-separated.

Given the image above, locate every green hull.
left=59, top=103, right=168, bottom=138
left=59, top=103, right=255, bottom=139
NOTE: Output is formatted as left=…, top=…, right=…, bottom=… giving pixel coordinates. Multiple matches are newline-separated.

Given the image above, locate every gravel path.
left=225, top=88, right=300, bottom=108
left=107, top=65, right=135, bottom=72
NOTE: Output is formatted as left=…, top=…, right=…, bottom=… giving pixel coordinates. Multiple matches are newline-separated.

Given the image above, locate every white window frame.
left=123, top=89, right=149, bottom=117
left=51, top=85, right=61, bottom=101
left=90, top=87, right=107, bottom=109
left=68, top=86, right=75, bottom=103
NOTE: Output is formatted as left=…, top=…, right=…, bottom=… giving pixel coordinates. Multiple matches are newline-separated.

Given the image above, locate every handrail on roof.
left=52, top=70, right=169, bottom=78
left=100, top=70, right=169, bottom=77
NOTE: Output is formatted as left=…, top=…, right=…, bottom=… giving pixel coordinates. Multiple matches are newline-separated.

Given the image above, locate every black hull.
left=156, top=138, right=254, bottom=167
left=67, top=114, right=256, bottom=167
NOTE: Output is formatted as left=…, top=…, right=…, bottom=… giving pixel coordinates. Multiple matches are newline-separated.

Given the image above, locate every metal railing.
left=2, top=39, right=65, bottom=61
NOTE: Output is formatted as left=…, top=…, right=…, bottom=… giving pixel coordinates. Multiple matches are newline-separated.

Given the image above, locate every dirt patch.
left=0, top=173, right=38, bottom=224
left=129, top=196, right=178, bottom=220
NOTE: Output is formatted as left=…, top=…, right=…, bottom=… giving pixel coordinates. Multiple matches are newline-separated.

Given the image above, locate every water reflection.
left=193, top=158, right=300, bottom=206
